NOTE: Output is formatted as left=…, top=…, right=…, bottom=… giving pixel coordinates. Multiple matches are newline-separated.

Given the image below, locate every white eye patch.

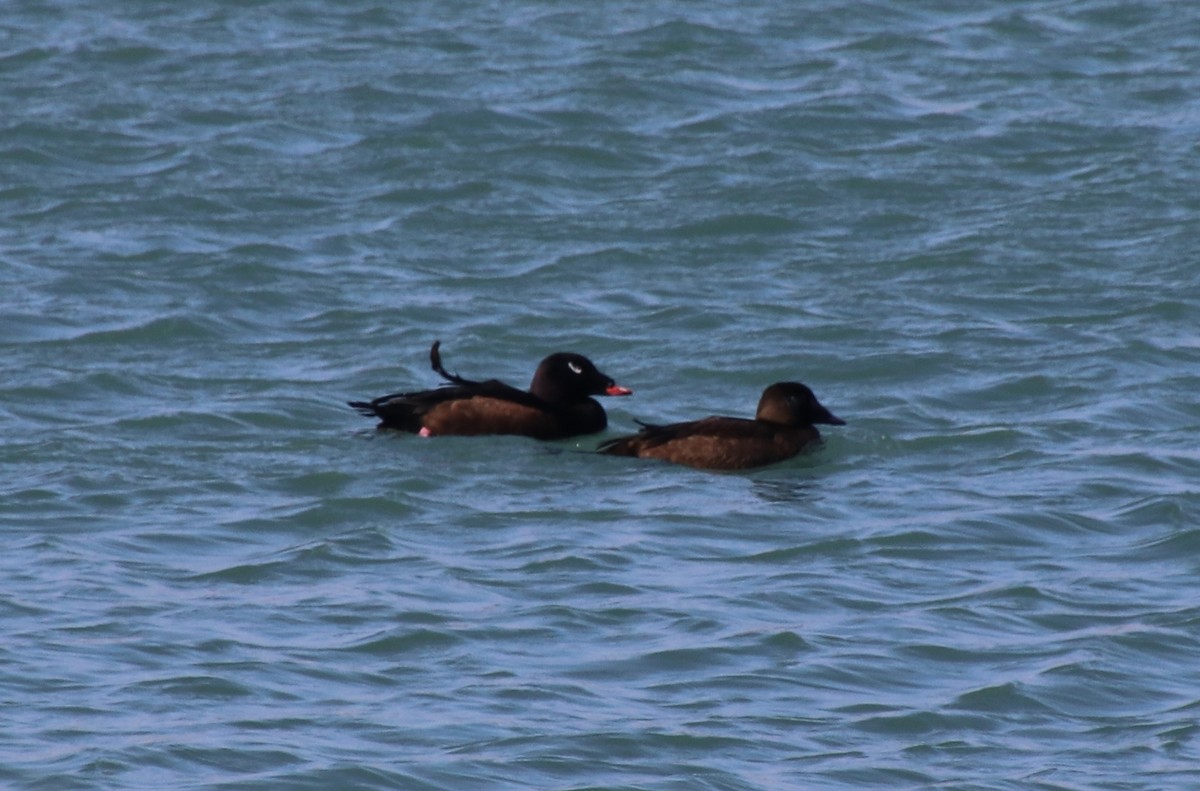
left=568, top=361, right=583, bottom=374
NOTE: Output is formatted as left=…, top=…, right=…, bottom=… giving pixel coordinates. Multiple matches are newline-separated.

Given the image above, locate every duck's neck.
left=755, top=400, right=801, bottom=426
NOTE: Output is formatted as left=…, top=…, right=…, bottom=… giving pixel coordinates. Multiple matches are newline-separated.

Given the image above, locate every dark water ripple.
left=4, top=1, right=1200, bottom=789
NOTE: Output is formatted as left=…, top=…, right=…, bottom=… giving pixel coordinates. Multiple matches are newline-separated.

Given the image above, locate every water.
left=3, top=1, right=1199, bottom=788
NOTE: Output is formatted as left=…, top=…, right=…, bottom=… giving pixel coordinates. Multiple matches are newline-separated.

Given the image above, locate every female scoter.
left=597, top=381, right=843, bottom=470
left=349, top=341, right=632, bottom=439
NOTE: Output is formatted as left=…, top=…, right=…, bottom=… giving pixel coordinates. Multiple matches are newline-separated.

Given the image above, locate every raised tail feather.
left=429, top=340, right=480, bottom=387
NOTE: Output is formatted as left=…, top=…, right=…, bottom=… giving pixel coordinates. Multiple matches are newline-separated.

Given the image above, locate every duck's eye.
left=567, top=361, right=583, bottom=375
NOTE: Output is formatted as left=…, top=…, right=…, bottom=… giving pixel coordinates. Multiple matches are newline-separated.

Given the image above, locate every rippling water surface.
left=3, top=2, right=1199, bottom=789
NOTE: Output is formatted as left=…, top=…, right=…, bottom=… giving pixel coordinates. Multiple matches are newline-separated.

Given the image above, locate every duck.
left=597, top=381, right=843, bottom=470
left=349, top=340, right=632, bottom=439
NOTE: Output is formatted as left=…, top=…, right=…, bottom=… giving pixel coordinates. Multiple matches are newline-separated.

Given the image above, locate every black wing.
left=349, top=340, right=551, bottom=428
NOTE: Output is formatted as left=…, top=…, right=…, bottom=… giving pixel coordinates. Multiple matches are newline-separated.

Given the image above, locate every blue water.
left=3, top=2, right=1199, bottom=789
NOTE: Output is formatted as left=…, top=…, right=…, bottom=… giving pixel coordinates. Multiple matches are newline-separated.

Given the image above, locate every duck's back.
left=423, top=392, right=606, bottom=438
left=599, top=416, right=821, bottom=470
left=353, top=379, right=609, bottom=438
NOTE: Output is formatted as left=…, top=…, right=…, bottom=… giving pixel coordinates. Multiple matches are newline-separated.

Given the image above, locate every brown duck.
left=598, top=382, right=843, bottom=470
